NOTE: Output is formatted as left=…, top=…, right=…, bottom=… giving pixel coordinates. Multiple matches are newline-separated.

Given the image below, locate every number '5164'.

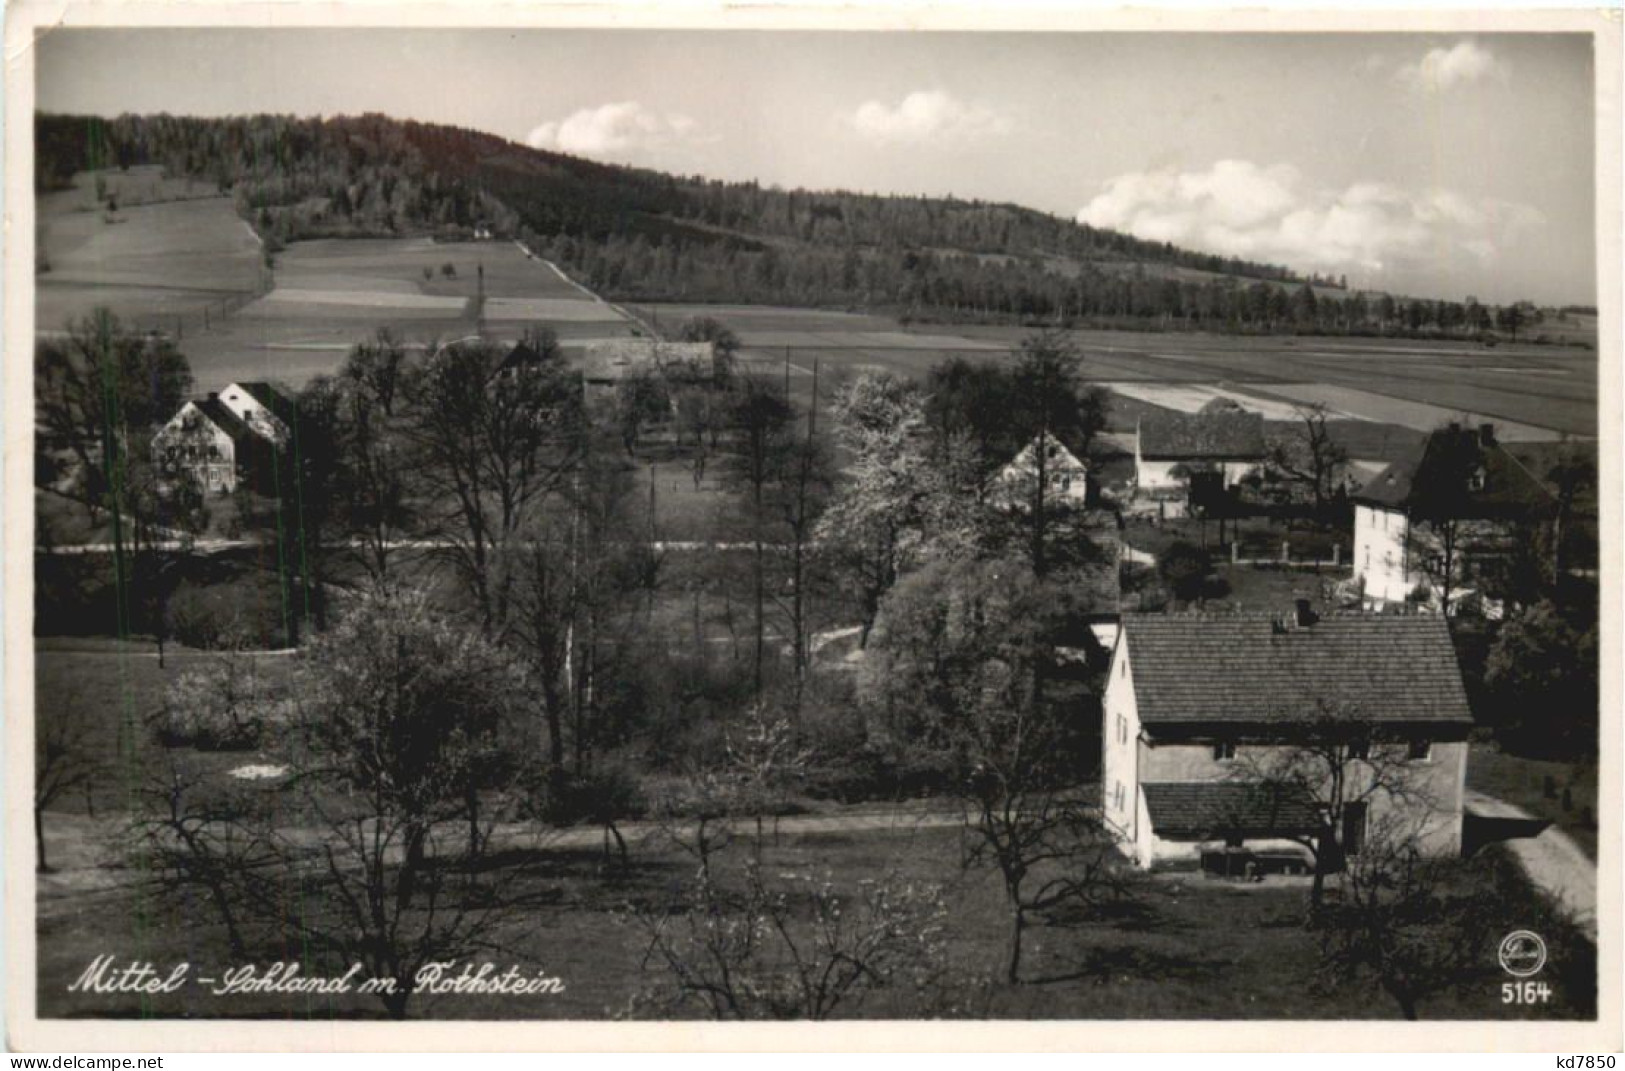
left=1502, top=981, right=1553, bottom=1004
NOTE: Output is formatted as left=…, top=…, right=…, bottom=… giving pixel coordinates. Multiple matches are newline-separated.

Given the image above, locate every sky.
left=36, top=29, right=1598, bottom=305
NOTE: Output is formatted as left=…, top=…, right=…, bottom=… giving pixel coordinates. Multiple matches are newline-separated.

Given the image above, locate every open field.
left=37, top=170, right=266, bottom=334
left=166, top=237, right=639, bottom=391
left=641, top=304, right=1597, bottom=442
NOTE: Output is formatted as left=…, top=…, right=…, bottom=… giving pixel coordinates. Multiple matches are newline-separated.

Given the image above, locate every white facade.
left=153, top=402, right=238, bottom=494
left=995, top=432, right=1089, bottom=506
left=1102, top=631, right=1467, bottom=870
left=1134, top=456, right=1259, bottom=493
left=1352, top=503, right=1414, bottom=606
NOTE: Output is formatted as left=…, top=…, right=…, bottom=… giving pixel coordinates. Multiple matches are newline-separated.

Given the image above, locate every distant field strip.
left=1103, top=382, right=1337, bottom=422
left=259, top=288, right=468, bottom=311
left=739, top=329, right=1004, bottom=350
left=483, top=296, right=626, bottom=321
left=1251, top=383, right=1564, bottom=441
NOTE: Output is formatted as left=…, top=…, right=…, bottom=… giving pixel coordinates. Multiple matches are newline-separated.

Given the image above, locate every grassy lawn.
left=34, top=645, right=299, bottom=818
left=35, top=820, right=1592, bottom=1021
left=1467, top=744, right=1598, bottom=861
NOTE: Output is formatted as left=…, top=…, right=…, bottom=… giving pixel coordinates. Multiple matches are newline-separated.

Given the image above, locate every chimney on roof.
left=1479, top=423, right=1495, bottom=447
left=1294, top=599, right=1318, bottom=629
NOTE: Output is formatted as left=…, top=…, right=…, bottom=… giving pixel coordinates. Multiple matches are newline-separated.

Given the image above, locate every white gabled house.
left=1352, top=422, right=1556, bottom=610
left=1102, top=609, right=1473, bottom=871
left=992, top=431, right=1090, bottom=509
left=152, top=381, right=296, bottom=496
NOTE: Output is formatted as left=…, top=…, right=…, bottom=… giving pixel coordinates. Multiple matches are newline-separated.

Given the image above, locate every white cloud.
left=1396, top=41, right=1505, bottom=91
left=526, top=101, right=701, bottom=158
left=846, top=90, right=1012, bottom=145
left=1077, top=159, right=1544, bottom=276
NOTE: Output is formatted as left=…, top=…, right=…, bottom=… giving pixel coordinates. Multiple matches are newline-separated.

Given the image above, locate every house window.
left=1213, top=741, right=1237, bottom=761
left=1117, top=714, right=1128, bottom=745
left=1469, top=466, right=1487, bottom=492
left=1113, top=782, right=1125, bottom=811
left=1407, top=739, right=1432, bottom=762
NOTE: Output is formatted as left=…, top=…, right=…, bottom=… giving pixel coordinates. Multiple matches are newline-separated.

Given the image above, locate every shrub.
left=440, top=262, right=456, bottom=278
left=154, top=650, right=276, bottom=750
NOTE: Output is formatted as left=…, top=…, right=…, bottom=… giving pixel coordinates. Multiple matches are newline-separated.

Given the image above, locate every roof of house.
left=1353, top=423, right=1555, bottom=516
left=999, top=431, right=1090, bottom=479
left=579, top=340, right=715, bottom=383
left=1138, top=409, right=1266, bottom=461
left=190, top=397, right=256, bottom=445
left=496, top=340, right=550, bottom=374
left=1120, top=611, right=1474, bottom=727
left=1141, top=782, right=1323, bottom=837
left=229, top=381, right=298, bottom=426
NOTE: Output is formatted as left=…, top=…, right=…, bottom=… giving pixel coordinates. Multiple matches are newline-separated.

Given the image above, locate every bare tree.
left=1314, top=817, right=1501, bottom=1019
left=406, top=338, right=585, bottom=633
left=34, top=705, right=103, bottom=872
left=864, top=557, right=1130, bottom=983
left=132, top=588, right=539, bottom=1019
left=1230, top=697, right=1441, bottom=909
left=1269, top=402, right=1349, bottom=518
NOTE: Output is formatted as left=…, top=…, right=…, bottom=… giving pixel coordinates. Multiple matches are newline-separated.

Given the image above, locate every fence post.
left=1333, top=543, right=1342, bottom=567
left=1281, top=541, right=1289, bottom=565
left=1231, top=542, right=1239, bottom=565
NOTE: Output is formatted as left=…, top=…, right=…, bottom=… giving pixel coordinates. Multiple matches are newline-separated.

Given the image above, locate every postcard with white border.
left=4, top=1, right=1620, bottom=1052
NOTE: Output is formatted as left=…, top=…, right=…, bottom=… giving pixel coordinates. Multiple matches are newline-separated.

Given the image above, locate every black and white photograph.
left=5, top=3, right=1619, bottom=1050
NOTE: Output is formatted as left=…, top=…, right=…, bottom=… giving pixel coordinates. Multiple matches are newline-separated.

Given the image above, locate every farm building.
left=577, top=339, right=717, bottom=397
left=992, top=431, right=1090, bottom=509
left=1102, top=609, right=1472, bottom=871
left=1351, top=422, right=1557, bottom=611
left=1134, top=404, right=1266, bottom=514
left=152, top=381, right=296, bottom=495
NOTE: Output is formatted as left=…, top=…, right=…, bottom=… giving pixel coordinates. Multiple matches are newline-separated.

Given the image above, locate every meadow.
left=36, top=169, right=266, bottom=335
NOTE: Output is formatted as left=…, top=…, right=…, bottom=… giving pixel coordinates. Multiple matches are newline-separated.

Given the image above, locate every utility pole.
left=808, top=355, right=819, bottom=438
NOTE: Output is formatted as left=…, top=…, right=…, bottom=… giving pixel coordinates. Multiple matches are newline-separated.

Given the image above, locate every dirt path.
left=1465, top=790, right=1597, bottom=940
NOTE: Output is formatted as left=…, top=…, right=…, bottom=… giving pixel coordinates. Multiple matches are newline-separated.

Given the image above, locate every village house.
left=152, top=381, right=295, bottom=495
left=1134, top=405, right=1266, bottom=517
left=1102, top=608, right=1472, bottom=871
left=992, top=431, right=1090, bottom=509
left=1351, top=422, right=1555, bottom=611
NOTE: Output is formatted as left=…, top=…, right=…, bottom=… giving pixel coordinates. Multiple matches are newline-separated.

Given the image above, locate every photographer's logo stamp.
left=1498, top=930, right=1548, bottom=978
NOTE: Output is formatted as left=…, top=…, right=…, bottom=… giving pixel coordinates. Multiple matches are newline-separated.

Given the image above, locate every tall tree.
left=406, top=338, right=585, bottom=632
left=864, top=558, right=1124, bottom=983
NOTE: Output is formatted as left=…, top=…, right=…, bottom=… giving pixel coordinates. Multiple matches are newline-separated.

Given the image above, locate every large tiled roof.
left=1142, top=781, right=1324, bottom=837
left=192, top=397, right=255, bottom=444
left=231, top=381, right=298, bottom=425
left=1138, top=409, right=1266, bottom=460
left=1353, top=424, right=1555, bottom=515
left=1121, top=612, right=1473, bottom=726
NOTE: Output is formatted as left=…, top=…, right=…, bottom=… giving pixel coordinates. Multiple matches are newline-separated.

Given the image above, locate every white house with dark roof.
left=1102, top=609, right=1473, bottom=870
left=1352, top=422, right=1556, bottom=610
left=153, top=381, right=296, bottom=495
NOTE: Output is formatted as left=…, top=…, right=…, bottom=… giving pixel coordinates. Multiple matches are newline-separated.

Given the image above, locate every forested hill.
left=43, top=111, right=1548, bottom=339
